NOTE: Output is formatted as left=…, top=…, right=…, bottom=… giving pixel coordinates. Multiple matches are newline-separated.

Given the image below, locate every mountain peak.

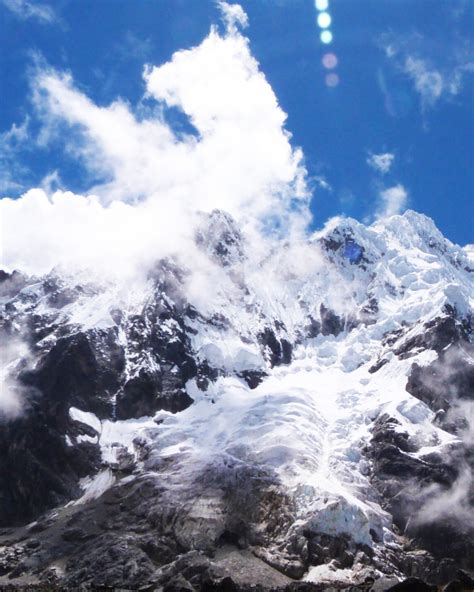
left=0, top=208, right=473, bottom=590
left=195, top=208, right=245, bottom=266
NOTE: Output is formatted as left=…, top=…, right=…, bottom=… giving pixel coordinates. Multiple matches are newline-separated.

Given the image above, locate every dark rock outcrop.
left=406, top=342, right=474, bottom=423
left=22, top=329, right=125, bottom=419
left=319, top=304, right=343, bottom=337
left=0, top=405, right=101, bottom=527
left=258, top=327, right=292, bottom=367
left=116, top=366, right=194, bottom=418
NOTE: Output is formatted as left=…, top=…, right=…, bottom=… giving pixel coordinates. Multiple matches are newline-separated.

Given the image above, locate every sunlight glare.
left=320, top=30, right=333, bottom=44
left=317, top=12, right=332, bottom=29
left=315, top=0, right=329, bottom=10
left=322, top=52, right=338, bottom=69
left=325, top=72, right=339, bottom=87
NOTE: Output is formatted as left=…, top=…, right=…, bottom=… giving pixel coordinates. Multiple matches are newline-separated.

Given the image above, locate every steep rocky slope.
left=0, top=209, right=473, bottom=591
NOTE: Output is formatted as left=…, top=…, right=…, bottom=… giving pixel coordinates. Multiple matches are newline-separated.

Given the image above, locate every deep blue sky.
left=1, top=0, right=473, bottom=245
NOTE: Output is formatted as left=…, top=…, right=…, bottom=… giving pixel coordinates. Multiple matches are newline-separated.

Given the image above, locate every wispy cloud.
left=218, top=1, right=248, bottom=33
left=0, top=335, right=30, bottom=421
left=338, top=188, right=355, bottom=208
left=314, top=175, right=332, bottom=192
left=380, top=29, right=474, bottom=114
left=0, top=118, right=30, bottom=194
left=0, top=119, right=29, bottom=145
left=403, top=56, right=446, bottom=110
left=367, top=152, right=395, bottom=175
left=377, top=184, right=408, bottom=218
left=117, top=31, right=153, bottom=61
left=1, top=0, right=58, bottom=24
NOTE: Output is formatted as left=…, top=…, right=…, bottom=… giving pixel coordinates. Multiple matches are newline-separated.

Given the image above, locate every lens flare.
left=320, top=30, right=333, bottom=44
left=322, top=52, right=338, bottom=69
left=317, top=12, right=331, bottom=29
left=315, top=0, right=329, bottom=10
left=325, top=72, right=339, bottom=87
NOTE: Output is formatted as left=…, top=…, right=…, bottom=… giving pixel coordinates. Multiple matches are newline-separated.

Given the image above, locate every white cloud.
left=403, top=57, right=444, bottom=110
left=0, top=4, right=310, bottom=277
left=367, top=152, right=395, bottom=175
left=0, top=336, right=29, bottom=420
left=218, top=1, right=248, bottom=33
left=377, top=184, right=408, bottom=218
left=0, top=119, right=29, bottom=145
left=381, top=32, right=474, bottom=113
left=1, top=0, right=57, bottom=23
left=314, top=175, right=332, bottom=192
left=0, top=188, right=190, bottom=277
left=0, top=118, right=30, bottom=194
left=0, top=376, right=24, bottom=420
left=119, top=31, right=153, bottom=60
left=39, top=169, right=62, bottom=193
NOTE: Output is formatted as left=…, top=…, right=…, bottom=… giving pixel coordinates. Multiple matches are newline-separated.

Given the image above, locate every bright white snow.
left=8, top=210, right=472, bottom=584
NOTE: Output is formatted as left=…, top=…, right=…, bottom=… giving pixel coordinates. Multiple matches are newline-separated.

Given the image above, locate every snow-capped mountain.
left=0, top=209, right=473, bottom=591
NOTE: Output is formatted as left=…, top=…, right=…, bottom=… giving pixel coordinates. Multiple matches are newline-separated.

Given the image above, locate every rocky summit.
left=0, top=209, right=473, bottom=591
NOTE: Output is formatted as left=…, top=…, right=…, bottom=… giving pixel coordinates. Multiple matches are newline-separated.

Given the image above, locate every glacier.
left=0, top=209, right=473, bottom=590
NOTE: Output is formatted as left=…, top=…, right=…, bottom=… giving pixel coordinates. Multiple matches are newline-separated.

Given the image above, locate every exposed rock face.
left=0, top=327, right=118, bottom=525
left=407, top=341, right=474, bottom=419
left=0, top=405, right=100, bottom=527
left=0, top=210, right=473, bottom=590
left=258, top=327, right=292, bottom=367
left=365, top=315, right=474, bottom=583
left=116, top=366, right=194, bottom=418
left=23, top=329, right=125, bottom=418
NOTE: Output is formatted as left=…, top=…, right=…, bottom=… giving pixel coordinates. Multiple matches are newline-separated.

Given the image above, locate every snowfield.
left=2, top=209, right=474, bottom=588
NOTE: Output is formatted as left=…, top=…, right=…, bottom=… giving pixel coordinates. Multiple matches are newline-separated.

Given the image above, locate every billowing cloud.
left=1, top=0, right=57, bottom=24
left=0, top=188, right=183, bottom=277
left=0, top=4, right=310, bottom=277
left=367, top=152, right=395, bottom=175
left=377, top=184, right=408, bottom=218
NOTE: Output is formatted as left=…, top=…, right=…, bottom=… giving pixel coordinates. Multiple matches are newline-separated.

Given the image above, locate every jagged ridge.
left=0, top=209, right=473, bottom=590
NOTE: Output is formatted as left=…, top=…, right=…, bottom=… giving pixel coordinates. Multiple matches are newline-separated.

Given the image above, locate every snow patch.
left=69, top=407, right=101, bottom=433
left=73, top=469, right=116, bottom=505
